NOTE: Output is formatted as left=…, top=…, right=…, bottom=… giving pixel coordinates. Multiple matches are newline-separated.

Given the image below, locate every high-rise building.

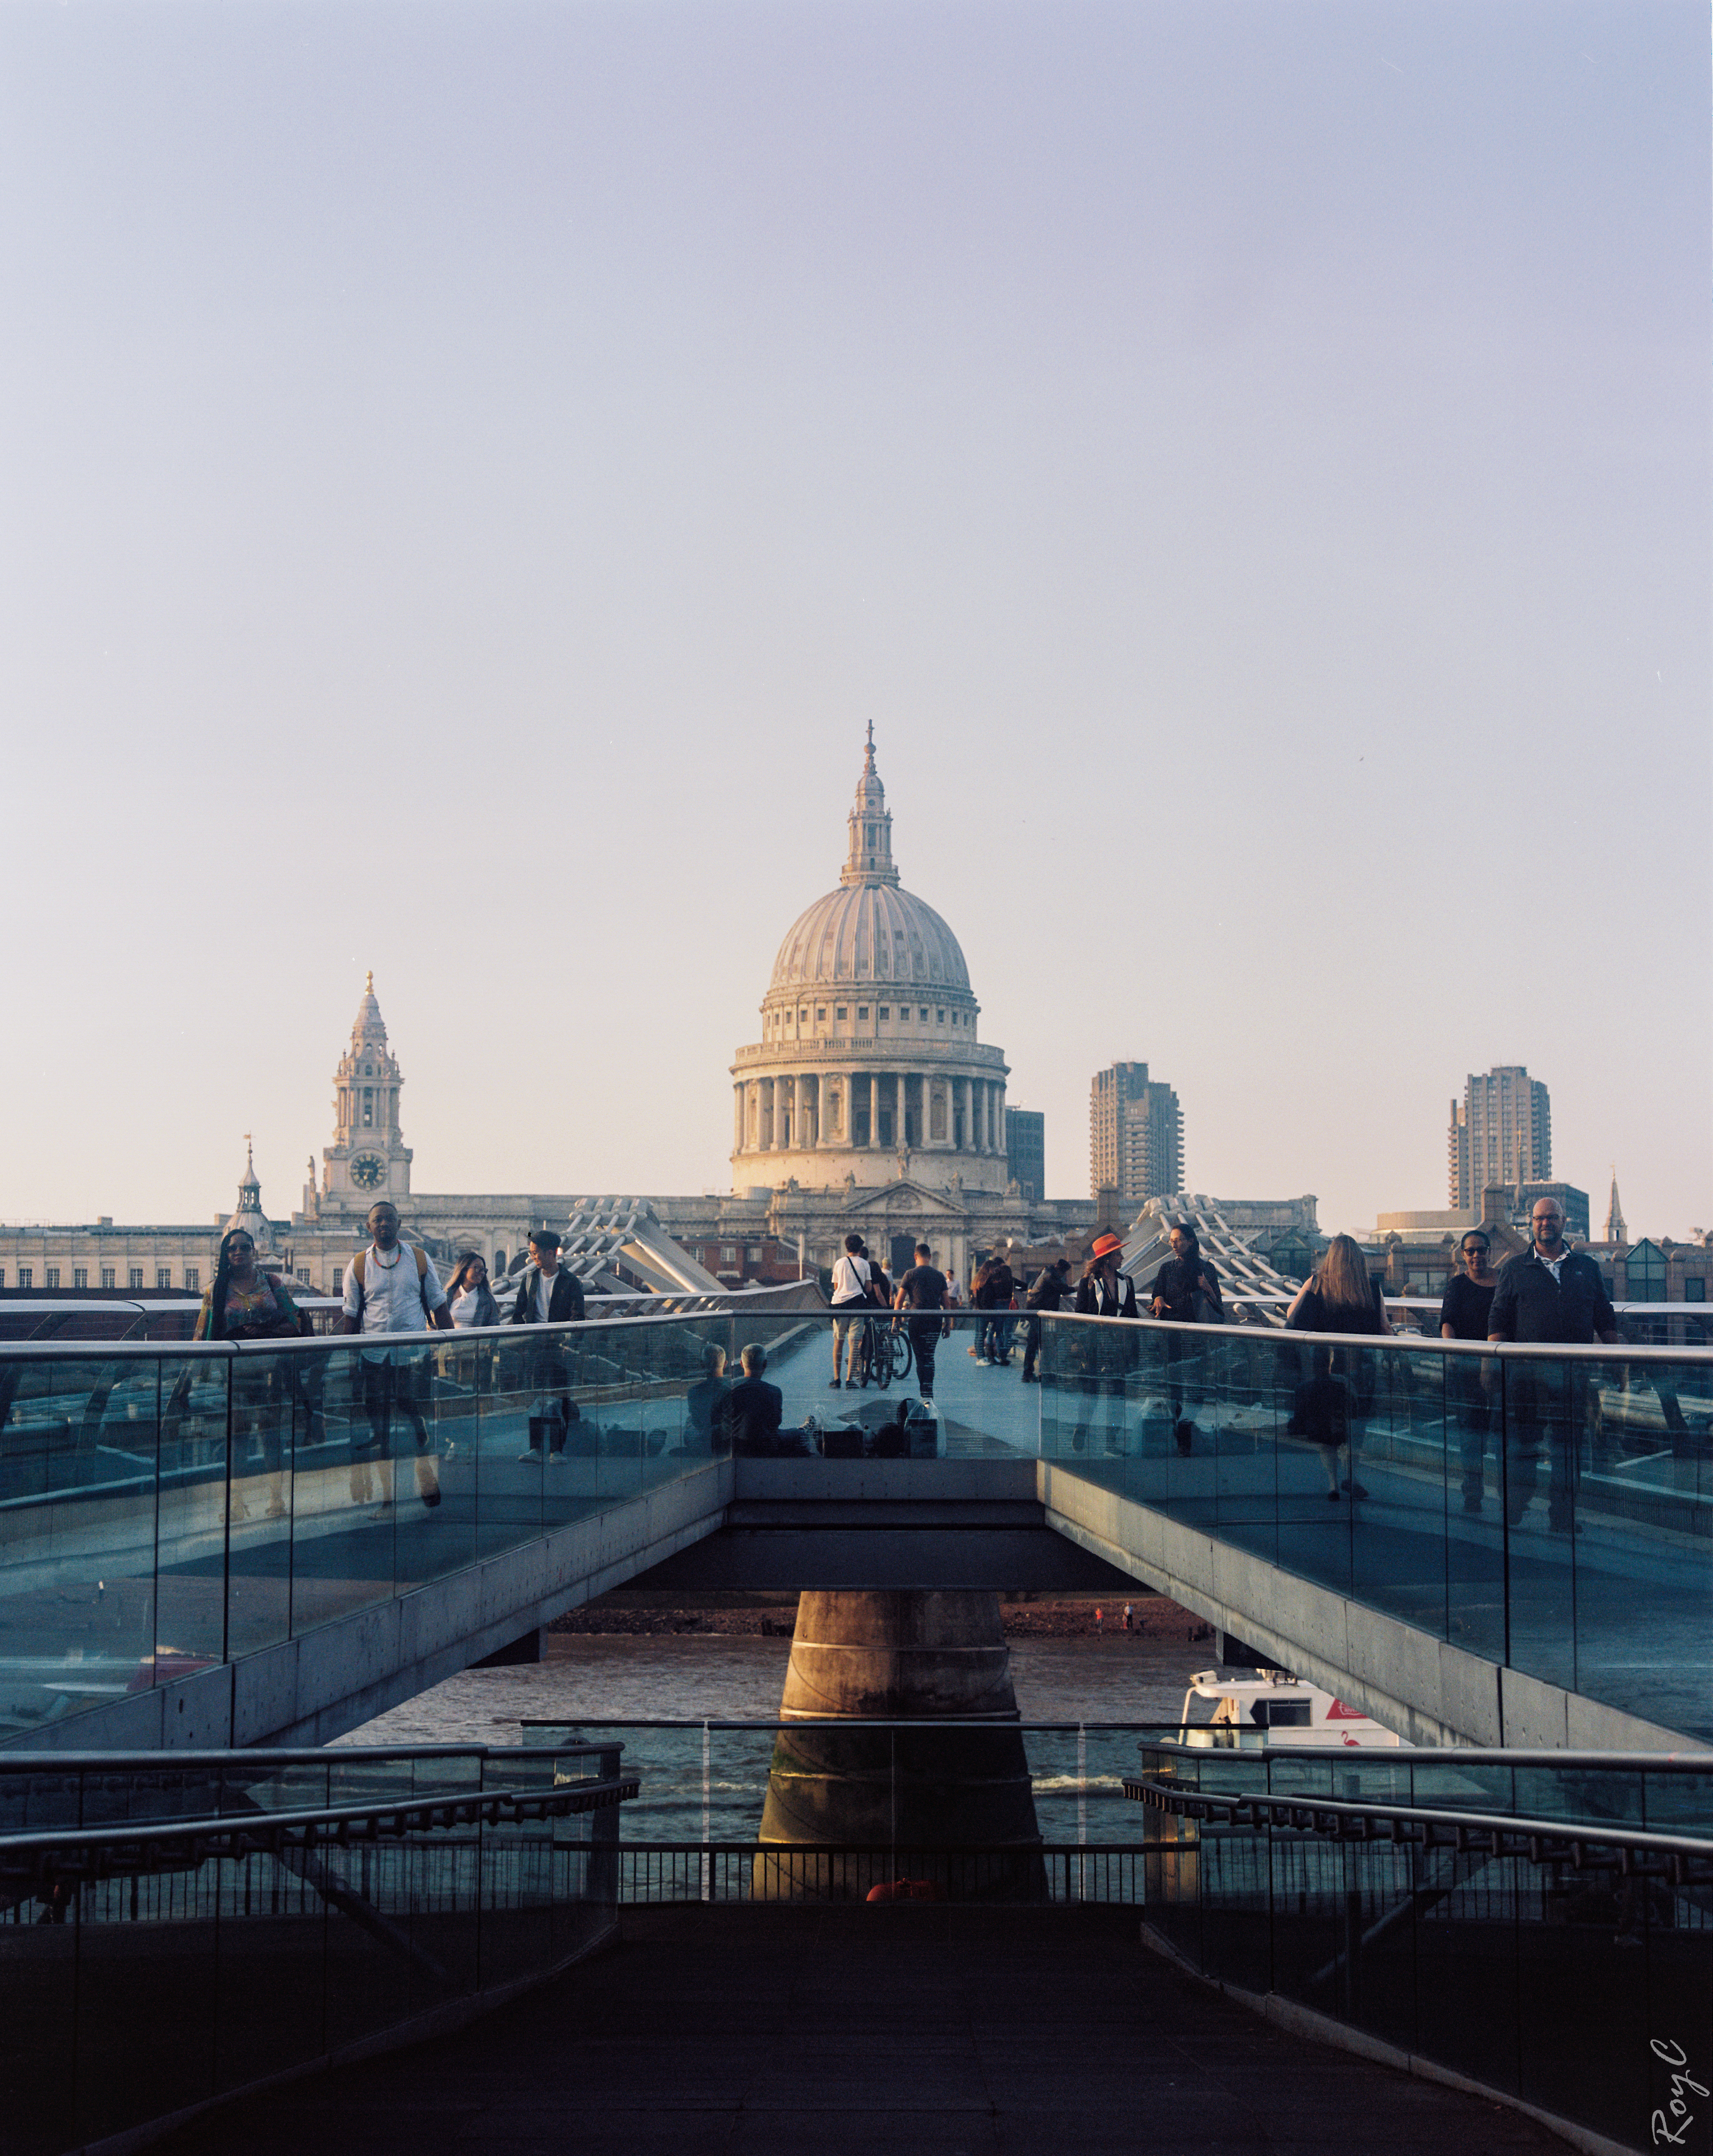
left=1090, top=1062, right=1182, bottom=1207
left=1448, top=1065, right=1551, bottom=1208
left=1006, top=1110, right=1045, bottom=1202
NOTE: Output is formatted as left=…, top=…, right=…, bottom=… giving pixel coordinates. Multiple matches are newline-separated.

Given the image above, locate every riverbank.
left=344, top=1598, right=1226, bottom=1745
left=549, top=1589, right=1217, bottom=1643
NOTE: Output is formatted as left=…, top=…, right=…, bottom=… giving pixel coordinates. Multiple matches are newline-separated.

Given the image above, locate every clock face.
left=350, top=1154, right=387, bottom=1191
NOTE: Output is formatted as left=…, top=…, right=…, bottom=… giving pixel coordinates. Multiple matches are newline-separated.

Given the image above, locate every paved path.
left=162, top=1905, right=1564, bottom=2156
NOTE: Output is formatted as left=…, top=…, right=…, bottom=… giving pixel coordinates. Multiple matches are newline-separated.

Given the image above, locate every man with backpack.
left=828, top=1230, right=875, bottom=1389
left=341, top=1201, right=451, bottom=1508
left=1022, top=1256, right=1074, bottom=1384
left=508, top=1228, right=587, bottom=1461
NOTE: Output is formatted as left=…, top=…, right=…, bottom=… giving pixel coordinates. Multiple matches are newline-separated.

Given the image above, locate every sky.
left=1, top=0, right=1708, bottom=1242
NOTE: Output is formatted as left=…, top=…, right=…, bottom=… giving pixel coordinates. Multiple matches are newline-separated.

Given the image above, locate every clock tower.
left=321, top=973, right=413, bottom=1209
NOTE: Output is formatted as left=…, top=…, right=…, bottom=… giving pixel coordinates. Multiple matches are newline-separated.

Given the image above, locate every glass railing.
left=0, top=1741, right=634, bottom=2156
left=1036, top=1314, right=1713, bottom=1743
left=2, top=1306, right=1710, bottom=1746
left=1127, top=1740, right=1713, bottom=2152
left=519, top=1716, right=1176, bottom=1852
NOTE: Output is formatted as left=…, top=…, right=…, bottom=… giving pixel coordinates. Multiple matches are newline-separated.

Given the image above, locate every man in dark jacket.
left=726, top=1343, right=786, bottom=1456
left=1022, top=1257, right=1074, bottom=1383
left=1149, top=1222, right=1223, bottom=1456
left=509, top=1229, right=587, bottom=1461
left=1487, top=1198, right=1618, bottom=1531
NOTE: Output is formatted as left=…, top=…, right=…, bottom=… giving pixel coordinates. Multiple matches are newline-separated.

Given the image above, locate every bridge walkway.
left=154, top=1901, right=1565, bottom=2156
left=2, top=1303, right=1708, bottom=1754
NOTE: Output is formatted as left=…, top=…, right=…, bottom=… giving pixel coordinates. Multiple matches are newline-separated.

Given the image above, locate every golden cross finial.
left=365, top=969, right=374, bottom=993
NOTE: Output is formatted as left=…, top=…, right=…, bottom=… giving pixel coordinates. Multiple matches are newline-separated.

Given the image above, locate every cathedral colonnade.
left=733, top=1071, right=1007, bottom=1161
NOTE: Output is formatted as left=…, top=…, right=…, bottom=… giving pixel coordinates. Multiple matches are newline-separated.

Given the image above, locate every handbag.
left=1288, top=1372, right=1350, bottom=1445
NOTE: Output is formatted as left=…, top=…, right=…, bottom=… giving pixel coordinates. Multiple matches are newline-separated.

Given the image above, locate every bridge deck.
left=156, top=1902, right=1565, bottom=2156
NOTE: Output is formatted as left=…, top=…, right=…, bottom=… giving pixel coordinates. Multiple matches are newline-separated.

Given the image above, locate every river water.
left=340, top=1629, right=1216, bottom=1847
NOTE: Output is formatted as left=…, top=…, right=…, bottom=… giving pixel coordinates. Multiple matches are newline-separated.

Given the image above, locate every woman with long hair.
left=193, top=1229, right=312, bottom=1519
left=445, top=1252, right=501, bottom=1329
left=441, top=1252, right=501, bottom=1445
left=1285, top=1234, right=1393, bottom=1500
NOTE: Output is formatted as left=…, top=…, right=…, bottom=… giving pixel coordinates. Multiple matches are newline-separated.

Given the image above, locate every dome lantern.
left=841, top=721, right=900, bottom=890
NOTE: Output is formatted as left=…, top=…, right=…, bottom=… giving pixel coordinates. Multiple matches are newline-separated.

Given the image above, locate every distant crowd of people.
left=189, top=1194, right=1627, bottom=1525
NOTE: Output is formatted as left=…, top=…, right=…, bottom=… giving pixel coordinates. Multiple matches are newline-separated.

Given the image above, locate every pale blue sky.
left=2, top=0, right=1707, bottom=1238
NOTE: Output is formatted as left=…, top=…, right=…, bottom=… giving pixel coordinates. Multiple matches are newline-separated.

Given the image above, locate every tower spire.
left=1604, top=1166, right=1627, bottom=1245
left=841, top=724, right=899, bottom=887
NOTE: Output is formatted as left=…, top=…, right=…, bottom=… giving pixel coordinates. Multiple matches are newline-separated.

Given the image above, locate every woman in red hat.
left=1071, top=1231, right=1139, bottom=1454
left=1075, top=1232, right=1138, bottom=1319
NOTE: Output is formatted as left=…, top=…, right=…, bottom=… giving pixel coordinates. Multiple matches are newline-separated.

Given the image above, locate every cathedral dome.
left=765, top=725, right=971, bottom=997
left=769, top=882, right=970, bottom=994
left=731, top=728, right=1008, bottom=1199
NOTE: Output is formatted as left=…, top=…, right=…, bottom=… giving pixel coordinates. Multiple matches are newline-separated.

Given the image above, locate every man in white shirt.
left=828, top=1230, right=874, bottom=1390
left=341, top=1202, right=451, bottom=1507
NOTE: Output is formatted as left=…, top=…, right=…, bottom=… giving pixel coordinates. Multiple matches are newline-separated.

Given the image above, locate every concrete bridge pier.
left=754, top=1590, right=1043, bottom=1901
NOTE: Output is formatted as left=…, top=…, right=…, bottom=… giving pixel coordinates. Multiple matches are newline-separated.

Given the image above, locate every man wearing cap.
left=508, top=1228, right=587, bottom=1462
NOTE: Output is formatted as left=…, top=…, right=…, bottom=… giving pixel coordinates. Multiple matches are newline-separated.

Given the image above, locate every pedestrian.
left=1123, top=1602, right=1133, bottom=1633
left=726, top=1342, right=786, bottom=1456
left=194, top=1227, right=313, bottom=1520
left=1022, top=1256, right=1074, bottom=1384
left=829, top=1231, right=875, bottom=1390
left=1075, top=1233, right=1139, bottom=1319
left=440, top=1251, right=501, bottom=1453
left=975, top=1252, right=1017, bottom=1364
left=1073, top=1232, right=1140, bottom=1453
left=508, top=1228, right=587, bottom=1462
left=1094, top=1605, right=1103, bottom=1633
left=1486, top=1198, right=1618, bottom=1532
left=446, top=1251, right=501, bottom=1328
left=1440, top=1229, right=1501, bottom=1513
left=341, top=1201, right=451, bottom=1509
left=1285, top=1235, right=1392, bottom=1501
left=1150, top=1222, right=1225, bottom=1454
left=894, top=1241, right=951, bottom=1403
left=685, top=1343, right=733, bottom=1455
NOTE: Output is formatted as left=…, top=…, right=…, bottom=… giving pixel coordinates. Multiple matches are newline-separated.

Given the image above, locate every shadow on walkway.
left=161, top=1904, right=1564, bottom=2156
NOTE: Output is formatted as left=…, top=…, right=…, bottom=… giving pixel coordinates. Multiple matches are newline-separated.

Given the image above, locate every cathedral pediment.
left=839, top=1178, right=968, bottom=1221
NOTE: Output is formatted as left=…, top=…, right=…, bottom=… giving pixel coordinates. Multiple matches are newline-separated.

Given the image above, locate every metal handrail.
left=1042, top=1307, right=1713, bottom=1362
left=0, top=1774, right=640, bottom=1889
left=4, top=1300, right=1707, bottom=1362
left=1125, top=1775, right=1713, bottom=1882
left=0, top=1740, right=623, bottom=1771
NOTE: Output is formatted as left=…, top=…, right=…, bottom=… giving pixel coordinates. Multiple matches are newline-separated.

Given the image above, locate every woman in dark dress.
left=193, top=1229, right=313, bottom=1520
left=1285, top=1234, right=1393, bottom=1500
left=1440, top=1229, right=1500, bottom=1513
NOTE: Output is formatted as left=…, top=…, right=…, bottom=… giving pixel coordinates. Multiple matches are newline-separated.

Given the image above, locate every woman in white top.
left=446, top=1253, right=501, bottom=1328
left=443, top=1252, right=501, bottom=1430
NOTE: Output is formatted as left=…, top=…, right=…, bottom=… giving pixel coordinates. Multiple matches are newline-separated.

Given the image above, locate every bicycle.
left=856, top=1316, right=913, bottom=1389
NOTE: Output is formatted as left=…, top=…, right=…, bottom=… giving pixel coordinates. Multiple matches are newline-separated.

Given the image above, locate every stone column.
left=733, top=1084, right=745, bottom=1156
left=755, top=1592, right=1044, bottom=1902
